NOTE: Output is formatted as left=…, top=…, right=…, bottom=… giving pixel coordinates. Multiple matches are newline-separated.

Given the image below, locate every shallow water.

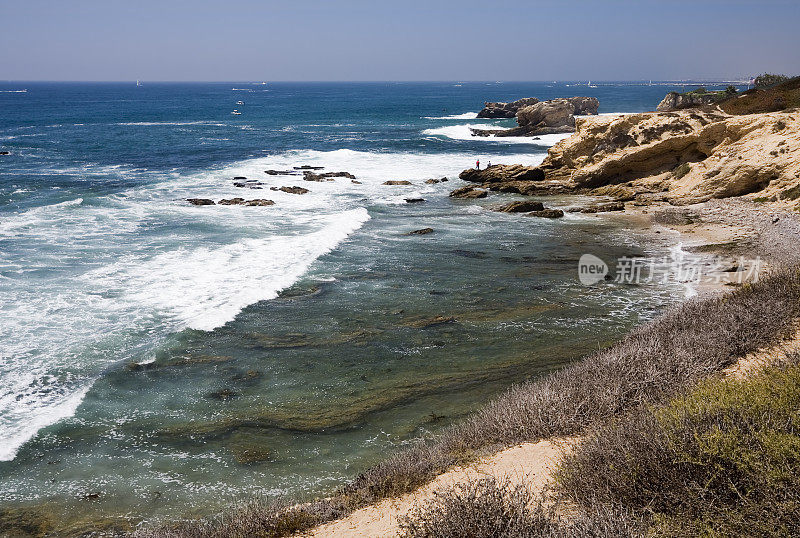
left=0, top=81, right=737, bottom=529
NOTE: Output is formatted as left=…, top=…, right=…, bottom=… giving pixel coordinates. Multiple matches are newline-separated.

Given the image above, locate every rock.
left=383, top=180, right=413, bottom=185
left=473, top=97, right=599, bottom=137
left=580, top=202, right=625, bottom=213
left=498, top=201, right=545, bottom=213
left=351, top=180, right=362, bottom=184
left=407, top=315, right=456, bottom=328
left=0, top=151, right=9, bottom=155
left=440, top=177, right=449, bottom=182
left=270, top=186, right=309, bottom=194
left=187, top=198, right=215, bottom=205
left=656, top=88, right=728, bottom=112
left=218, top=198, right=245, bottom=205
left=590, top=185, right=637, bottom=201
left=207, top=388, right=238, bottom=401
left=405, top=198, right=425, bottom=203
left=234, top=180, right=266, bottom=188
left=449, top=186, right=488, bottom=199
left=293, top=165, right=324, bottom=170
left=540, top=109, right=800, bottom=204
left=526, top=209, right=564, bottom=218
left=459, top=165, right=544, bottom=183
left=244, top=199, right=275, bottom=206
left=477, top=97, right=540, bottom=118
left=514, top=97, right=599, bottom=135
left=303, top=171, right=356, bottom=181
left=406, top=227, right=434, bottom=235
left=424, top=178, right=440, bottom=184
left=264, top=169, right=299, bottom=175
left=233, top=176, right=247, bottom=180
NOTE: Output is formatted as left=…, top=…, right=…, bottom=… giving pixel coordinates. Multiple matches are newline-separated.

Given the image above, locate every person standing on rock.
left=476, top=159, right=480, bottom=170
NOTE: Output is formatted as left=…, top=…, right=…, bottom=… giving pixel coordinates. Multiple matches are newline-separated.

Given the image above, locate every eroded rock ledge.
left=453, top=109, right=800, bottom=207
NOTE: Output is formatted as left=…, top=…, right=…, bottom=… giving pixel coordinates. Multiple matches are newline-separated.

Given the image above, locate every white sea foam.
left=423, top=112, right=479, bottom=120
left=422, top=123, right=572, bottom=146
left=6, top=147, right=547, bottom=459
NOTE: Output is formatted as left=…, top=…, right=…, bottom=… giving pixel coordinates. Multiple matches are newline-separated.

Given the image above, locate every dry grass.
left=138, top=269, right=800, bottom=537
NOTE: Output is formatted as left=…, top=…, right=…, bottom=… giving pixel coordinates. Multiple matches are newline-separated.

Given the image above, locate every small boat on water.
left=236, top=101, right=244, bottom=105
left=231, top=109, right=242, bottom=115
left=136, top=80, right=142, bottom=87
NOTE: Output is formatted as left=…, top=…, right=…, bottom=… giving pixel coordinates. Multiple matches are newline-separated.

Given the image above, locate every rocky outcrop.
left=477, top=97, right=540, bottom=118
left=541, top=109, right=800, bottom=204
left=219, top=198, right=275, bottom=206
left=459, top=165, right=544, bottom=183
left=497, top=201, right=544, bottom=213
left=472, top=97, right=599, bottom=137
left=656, top=89, right=726, bottom=112
left=527, top=209, right=564, bottom=218
left=406, top=228, right=434, bottom=235
left=270, top=186, right=309, bottom=194
left=303, top=171, right=356, bottom=182
left=383, top=180, right=413, bottom=185
left=187, top=198, right=215, bottom=205
left=449, top=186, right=488, bottom=199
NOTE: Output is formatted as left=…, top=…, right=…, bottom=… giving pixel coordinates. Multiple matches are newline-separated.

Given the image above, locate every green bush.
left=673, top=162, right=692, bottom=179
left=755, top=74, right=790, bottom=89
left=557, top=360, right=800, bottom=537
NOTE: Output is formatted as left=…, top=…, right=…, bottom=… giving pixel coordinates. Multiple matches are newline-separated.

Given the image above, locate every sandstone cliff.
left=541, top=109, right=800, bottom=204
left=454, top=109, right=800, bottom=207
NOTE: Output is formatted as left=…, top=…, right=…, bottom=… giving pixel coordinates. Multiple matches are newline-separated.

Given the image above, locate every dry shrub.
left=398, top=476, right=645, bottom=538
left=557, top=355, right=800, bottom=537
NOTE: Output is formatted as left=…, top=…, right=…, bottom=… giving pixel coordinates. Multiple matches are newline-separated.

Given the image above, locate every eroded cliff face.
left=472, top=97, right=599, bottom=137
left=541, top=110, right=800, bottom=204
left=477, top=97, right=541, bottom=118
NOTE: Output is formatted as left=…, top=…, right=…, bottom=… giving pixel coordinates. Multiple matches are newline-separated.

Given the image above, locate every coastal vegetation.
left=139, top=269, right=800, bottom=536
left=398, top=355, right=800, bottom=537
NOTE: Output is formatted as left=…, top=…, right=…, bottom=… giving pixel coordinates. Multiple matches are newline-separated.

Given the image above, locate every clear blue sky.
left=1, top=0, right=797, bottom=81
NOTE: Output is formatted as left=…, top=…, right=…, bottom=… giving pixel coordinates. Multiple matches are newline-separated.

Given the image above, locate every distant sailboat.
left=588, top=80, right=598, bottom=88
left=136, top=80, right=142, bottom=87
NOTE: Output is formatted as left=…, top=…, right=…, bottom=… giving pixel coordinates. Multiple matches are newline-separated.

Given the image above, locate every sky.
left=1, top=0, right=797, bottom=82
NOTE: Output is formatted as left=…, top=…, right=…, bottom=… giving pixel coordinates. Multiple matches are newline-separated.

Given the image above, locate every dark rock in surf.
left=405, top=198, right=425, bottom=203
left=187, top=198, right=215, bottom=205
left=497, top=200, right=545, bottom=213
left=383, top=180, right=413, bottom=185
left=270, top=186, right=309, bottom=194
left=449, top=186, right=488, bottom=199
left=406, top=227, right=434, bottom=235
left=526, top=208, right=565, bottom=218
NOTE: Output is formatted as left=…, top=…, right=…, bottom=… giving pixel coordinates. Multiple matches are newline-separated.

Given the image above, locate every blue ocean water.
left=0, top=81, right=735, bottom=529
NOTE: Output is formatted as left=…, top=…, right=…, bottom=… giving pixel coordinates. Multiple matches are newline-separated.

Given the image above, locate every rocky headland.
left=472, top=96, right=599, bottom=137
left=456, top=107, right=800, bottom=209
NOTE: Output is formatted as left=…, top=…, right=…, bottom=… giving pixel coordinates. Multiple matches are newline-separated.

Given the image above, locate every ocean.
left=0, top=81, right=735, bottom=528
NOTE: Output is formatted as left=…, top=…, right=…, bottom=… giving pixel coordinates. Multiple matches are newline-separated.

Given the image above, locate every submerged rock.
left=234, top=179, right=266, bottom=188
left=207, top=388, right=239, bottom=401
left=186, top=198, right=215, bottom=205
left=383, top=180, right=413, bottom=185
left=449, top=186, right=488, bottom=199
left=405, top=197, right=425, bottom=203
left=264, top=169, right=300, bottom=175
left=0, top=151, right=10, bottom=155
left=244, top=199, right=275, bottom=206
left=293, top=165, right=324, bottom=170
left=406, top=315, right=457, bottom=328
left=406, top=227, right=434, bottom=235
